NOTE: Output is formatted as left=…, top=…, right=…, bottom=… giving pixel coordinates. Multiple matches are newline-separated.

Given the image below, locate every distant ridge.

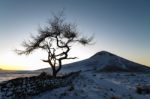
left=36, top=51, right=150, bottom=73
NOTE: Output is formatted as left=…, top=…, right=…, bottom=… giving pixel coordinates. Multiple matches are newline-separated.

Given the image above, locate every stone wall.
left=0, top=71, right=80, bottom=99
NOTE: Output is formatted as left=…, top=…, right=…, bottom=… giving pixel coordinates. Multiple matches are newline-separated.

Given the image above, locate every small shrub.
left=39, top=72, right=47, bottom=77
left=136, top=86, right=142, bottom=94
left=83, top=84, right=86, bottom=87
left=110, top=88, right=114, bottom=92
left=93, top=74, right=96, bottom=76
left=136, top=85, right=150, bottom=94
left=68, top=84, right=74, bottom=91
left=110, top=95, right=123, bottom=99
left=74, top=92, right=79, bottom=96
left=60, top=92, right=68, bottom=97
left=128, top=73, right=136, bottom=76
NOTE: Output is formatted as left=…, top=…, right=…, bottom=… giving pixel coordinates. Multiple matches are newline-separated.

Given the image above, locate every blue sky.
left=0, top=0, right=150, bottom=70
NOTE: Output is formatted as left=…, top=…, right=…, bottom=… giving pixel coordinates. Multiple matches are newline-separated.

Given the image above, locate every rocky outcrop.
left=0, top=71, right=80, bottom=99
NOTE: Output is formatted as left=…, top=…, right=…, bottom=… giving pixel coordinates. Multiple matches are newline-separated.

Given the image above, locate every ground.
left=26, top=71, right=150, bottom=99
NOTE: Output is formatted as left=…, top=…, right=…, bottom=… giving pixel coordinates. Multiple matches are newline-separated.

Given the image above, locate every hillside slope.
left=37, top=51, right=150, bottom=73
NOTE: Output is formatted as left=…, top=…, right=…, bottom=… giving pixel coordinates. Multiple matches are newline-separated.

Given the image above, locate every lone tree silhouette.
left=16, top=13, right=93, bottom=77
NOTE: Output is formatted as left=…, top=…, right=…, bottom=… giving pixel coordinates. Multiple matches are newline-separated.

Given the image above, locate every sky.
left=0, top=0, right=150, bottom=70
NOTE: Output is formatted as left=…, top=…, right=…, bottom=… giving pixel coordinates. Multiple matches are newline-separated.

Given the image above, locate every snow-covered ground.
left=1, top=71, right=150, bottom=99
left=25, top=71, right=150, bottom=99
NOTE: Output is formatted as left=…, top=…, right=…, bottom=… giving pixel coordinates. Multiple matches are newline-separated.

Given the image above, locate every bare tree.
left=15, top=13, right=93, bottom=77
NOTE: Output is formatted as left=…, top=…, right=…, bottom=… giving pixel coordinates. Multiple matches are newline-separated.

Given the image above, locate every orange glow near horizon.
left=0, top=65, right=26, bottom=70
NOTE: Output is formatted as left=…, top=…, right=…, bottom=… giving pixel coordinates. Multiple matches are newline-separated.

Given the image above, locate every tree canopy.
left=16, top=13, right=93, bottom=77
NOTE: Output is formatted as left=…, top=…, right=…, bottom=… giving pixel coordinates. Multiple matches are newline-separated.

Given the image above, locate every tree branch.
left=41, top=59, right=49, bottom=62
left=66, top=57, right=77, bottom=59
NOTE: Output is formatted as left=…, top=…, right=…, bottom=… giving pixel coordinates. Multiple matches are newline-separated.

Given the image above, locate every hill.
left=37, top=51, right=150, bottom=73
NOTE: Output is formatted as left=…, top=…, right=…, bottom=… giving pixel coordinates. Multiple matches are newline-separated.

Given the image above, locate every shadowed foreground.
left=0, top=71, right=80, bottom=99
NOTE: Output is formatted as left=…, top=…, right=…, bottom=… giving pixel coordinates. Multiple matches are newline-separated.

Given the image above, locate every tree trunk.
left=56, top=60, right=62, bottom=75
left=47, top=60, right=57, bottom=77
left=52, top=70, right=57, bottom=77
left=51, top=65, right=57, bottom=77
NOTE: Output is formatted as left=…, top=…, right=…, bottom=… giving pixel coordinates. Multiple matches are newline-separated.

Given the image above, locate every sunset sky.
left=0, top=0, right=150, bottom=70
